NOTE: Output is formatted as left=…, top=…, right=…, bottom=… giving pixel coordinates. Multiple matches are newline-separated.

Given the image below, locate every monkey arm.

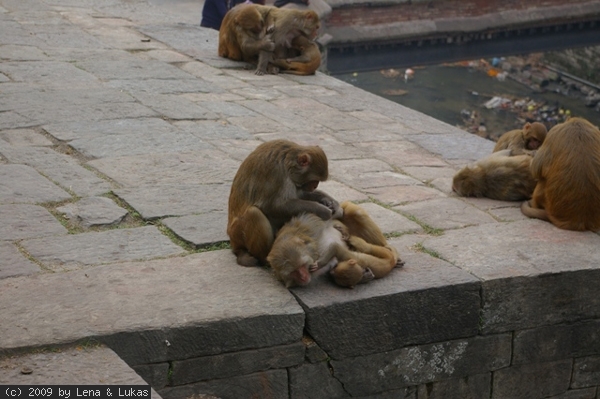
left=300, top=190, right=342, bottom=219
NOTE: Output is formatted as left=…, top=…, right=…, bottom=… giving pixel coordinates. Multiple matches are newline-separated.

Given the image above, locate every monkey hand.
left=319, top=197, right=343, bottom=219
left=308, top=261, right=319, bottom=273
left=360, top=268, right=375, bottom=284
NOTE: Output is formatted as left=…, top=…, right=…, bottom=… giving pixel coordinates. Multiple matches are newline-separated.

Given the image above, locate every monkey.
left=521, top=117, right=600, bottom=231
left=254, top=6, right=320, bottom=75
left=227, top=140, right=342, bottom=267
left=218, top=4, right=275, bottom=64
left=493, top=121, right=547, bottom=156
left=267, top=213, right=399, bottom=288
left=339, top=201, right=387, bottom=247
left=452, top=149, right=536, bottom=201
left=269, top=35, right=321, bottom=75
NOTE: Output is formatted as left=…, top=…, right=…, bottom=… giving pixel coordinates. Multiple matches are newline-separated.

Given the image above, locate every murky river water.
left=334, top=62, right=600, bottom=141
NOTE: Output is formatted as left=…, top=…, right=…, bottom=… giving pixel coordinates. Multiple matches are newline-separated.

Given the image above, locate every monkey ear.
left=524, top=122, right=531, bottom=131
left=297, top=153, right=312, bottom=167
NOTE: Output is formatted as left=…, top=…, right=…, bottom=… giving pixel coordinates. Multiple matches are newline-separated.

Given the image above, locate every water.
left=333, top=60, right=600, bottom=141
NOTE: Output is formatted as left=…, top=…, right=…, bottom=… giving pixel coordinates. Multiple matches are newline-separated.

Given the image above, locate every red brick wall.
left=327, top=0, right=595, bottom=27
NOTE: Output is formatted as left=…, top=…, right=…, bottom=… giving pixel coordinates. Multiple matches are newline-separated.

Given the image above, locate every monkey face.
left=525, top=137, right=542, bottom=150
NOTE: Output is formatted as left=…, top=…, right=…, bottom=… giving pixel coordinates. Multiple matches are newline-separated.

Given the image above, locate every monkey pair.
left=452, top=121, right=547, bottom=201
left=267, top=201, right=403, bottom=288
left=218, top=4, right=321, bottom=76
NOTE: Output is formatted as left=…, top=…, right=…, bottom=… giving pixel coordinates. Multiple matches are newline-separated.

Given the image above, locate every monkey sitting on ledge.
left=493, top=121, right=547, bottom=156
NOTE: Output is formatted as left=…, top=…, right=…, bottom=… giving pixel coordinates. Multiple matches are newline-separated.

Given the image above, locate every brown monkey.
left=218, top=4, right=275, bottom=64
left=267, top=213, right=398, bottom=288
left=521, top=117, right=600, bottom=231
left=254, top=6, right=320, bottom=75
left=270, top=35, right=321, bottom=75
left=452, top=149, right=536, bottom=201
left=493, top=122, right=547, bottom=155
left=227, top=140, right=341, bottom=267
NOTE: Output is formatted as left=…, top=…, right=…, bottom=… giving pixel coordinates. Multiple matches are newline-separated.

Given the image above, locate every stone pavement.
left=1, top=0, right=600, bottom=396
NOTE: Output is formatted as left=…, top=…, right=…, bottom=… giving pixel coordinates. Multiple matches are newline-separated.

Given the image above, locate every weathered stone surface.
left=572, top=356, right=600, bottom=389
left=482, top=270, right=600, bottom=334
left=316, top=180, right=370, bottom=203
left=162, top=213, right=228, bottom=247
left=547, top=388, right=598, bottom=399
left=171, top=342, right=304, bottom=385
left=416, top=373, right=491, bottom=399
left=331, top=334, right=510, bottom=396
left=75, top=58, right=194, bottom=81
left=349, top=202, right=422, bottom=234
left=423, top=219, right=600, bottom=280
left=492, top=360, right=572, bottom=399
left=130, top=92, right=218, bottom=120
left=0, top=61, right=100, bottom=88
left=0, top=44, right=48, bottom=61
left=174, top=120, right=253, bottom=140
left=406, top=131, right=495, bottom=161
left=133, top=363, right=170, bottom=390
left=89, top=151, right=239, bottom=187
left=303, top=337, right=328, bottom=364
left=0, top=241, right=41, bottom=279
left=114, top=184, right=230, bottom=219
left=0, top=345, right=156, bottom=387
left=0, top=204, right=67, bottom=240
left=106, top=77, right=218, bottom=94
left=366, top=185, right=446, bottom=206
left=395, top=198, right=496, bottom=229
left=159, top=369, right=288, bottom=399
left=0, top=129, right=53, bottom=146
left=1, top=145, right=112, bottom=197
left=355, top=140, right=449, bottom=168
left=21, top=226, right=185, bottom=271
left=292, top=251, right=481, bottom=359
left=289, top=362, right=348, bottom=399
left=513, top=320, right=600, bottom=365
left=238, top=99, right=325, bottom=131
left=0, top=251, right=304, bottom=362
left=56, top=197, right=128, bottom=227
left=0, top=164, right=72, bottom=204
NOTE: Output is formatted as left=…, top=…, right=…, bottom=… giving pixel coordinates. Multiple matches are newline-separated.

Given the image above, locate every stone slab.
left=572, top=356, right=600, bottom=389
left=0, top=129, right=53, bottom=146
left=0, top=204, right=67, bottom=240
left=1, top=145, right=112, bottom=197
left=162, top=212, right=229, bottom=248
left=130, top=92, right=218, bottom=120
left=114, top=184, right=230, bottom=220
left=0, top=164, right=72, bottom=204
left=0, top=241, right=41, bottom=279
left=492, top=360, right=572, bottom=399
left=75, top=58, right=194, bottom=81
left=291, top=250, right=481, bottom=359
left=513, top=320, right=600, bottom=365
left=171, top=342, right=305, bottom=385
left=423, top=219, right=600, bottom=280
left=160, top=369, right=288, bottom=399
left=44, top=118, right=181, bottom=142
left=330, top=334, right=511, bottom=396
left=0, top=61, right=100, bottom=88
left=0, top=345, right=158, bottom=391
left=289, top=362, right=348, bottom=399
left=106, top=78, right=219, bottom=95
left=0, top=251, right=305, bottom=363
left=89, top=150, right=239, bottom=187
left=56, top=197, right=128, bottom=228
left=394, top=198, right=497, bottom=229
left=21, top=226, right=185, bottom=271
left=416, top=373, right=491, bottom=399
left=366, top=184, right=446, bottom=206
left=406, top=132, right=495, bottom=161
left=349, top=201, right=422, bottom=235
left=173, top=120, right=253, bottom=140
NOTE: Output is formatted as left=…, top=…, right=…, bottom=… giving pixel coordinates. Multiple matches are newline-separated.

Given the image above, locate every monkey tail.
left=520, top=200, right=550, bottom=221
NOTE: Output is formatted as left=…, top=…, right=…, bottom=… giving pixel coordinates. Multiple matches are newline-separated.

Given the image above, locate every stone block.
left=130, top=92, right=218, bottom=120
left=89, top=150, right=239, bottom=187
left=303, top=336, right=328, bottom=364
left=0, top=164, right=72, bottom=204
left=492, top=360, right=572, bottom=399
left=482, top=269, right=600, bottom=334
left=0, top=241, right=41, bottom=279
left=346, top=202, right=422, bottom=234
left=0, top=129, right=53, bottom=146
left=159, top=370, right=288, bottom=399
left=366, top=185, right=445, bottom=206
left=291, top=251, right=481, bottom=359
left=21, top=226, right=185, bottom=271
left=0, top=204, right=67, bottom=240
left=395, top=198, right=496, bottom=229
left=0, top=252, right=304, bottom=363
left=172, top=342, right=304, bottom=385
left=163, top=213, right=229, bottom=248
left=133, top=363, right=170, bottom=390
left=406, top=131, right=494, bottom=161
left=114, top=184, right=230, bottom=220
left=289, top=362, right=348, bottom=399
left=572, top=356, right=600, bottom=389
left=174, top=120, right=253, bottom=140
left=547, top=388, right=598, bottom=399
left=416, top=373, right=491, bottom=399
left=331, top=334, right=510, bottom=397
left=513, top=320, right=600, bottom=365
left=57, top=197, right=128, bottom=227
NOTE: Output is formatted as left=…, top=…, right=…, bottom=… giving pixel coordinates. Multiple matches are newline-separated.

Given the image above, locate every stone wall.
left=120, top=252, right=600, bottom=399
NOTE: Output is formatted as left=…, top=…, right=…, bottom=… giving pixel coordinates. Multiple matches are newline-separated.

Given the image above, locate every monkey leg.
left=331, top=259, right=374, bottom=288
left=228, top=206, right=274, bottom=266
left=340, top=201, right=387, bottom=246
left=346, top=236, right=397, bottom=279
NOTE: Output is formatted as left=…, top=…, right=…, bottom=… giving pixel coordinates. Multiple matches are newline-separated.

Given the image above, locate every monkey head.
left=452, top=166, right=485, bottom=197
left=301, top=10, right=321, bottom=39
left=330, top=259, right=375, bottom=288
left=523, top=122, right=548, bottom=150
left=267, top=234, right=318, bottom=288
left=234, top=5, right=265, bottom=37
left=289, top=147, right=328, bottom=192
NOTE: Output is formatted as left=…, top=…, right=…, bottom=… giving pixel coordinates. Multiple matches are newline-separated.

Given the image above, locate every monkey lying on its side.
left=267, top=202, right=403, bottom=288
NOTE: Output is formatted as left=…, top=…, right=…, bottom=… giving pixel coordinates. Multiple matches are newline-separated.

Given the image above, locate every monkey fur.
left=493, top=121, right=547, bottom=156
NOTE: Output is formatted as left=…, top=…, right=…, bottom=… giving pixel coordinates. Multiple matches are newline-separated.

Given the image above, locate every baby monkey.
left=493, top=121, right=547, bottom=156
